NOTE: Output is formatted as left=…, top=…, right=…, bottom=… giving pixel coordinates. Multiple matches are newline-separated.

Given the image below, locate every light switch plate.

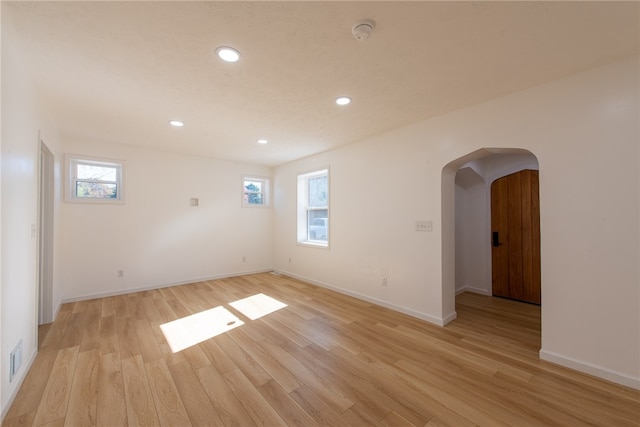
left=416, top=220, right=433, bottom=232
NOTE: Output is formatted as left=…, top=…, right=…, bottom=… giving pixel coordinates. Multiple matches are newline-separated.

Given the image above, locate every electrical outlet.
left=117, top=270, right=124, bottom=278
left=242, top=256, right=246, bottom=262
left=382, top=276, right=388, bottom=286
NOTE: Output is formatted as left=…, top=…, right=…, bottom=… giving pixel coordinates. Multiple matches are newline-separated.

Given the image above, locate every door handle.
left=492, top=231, right=502, bottom=247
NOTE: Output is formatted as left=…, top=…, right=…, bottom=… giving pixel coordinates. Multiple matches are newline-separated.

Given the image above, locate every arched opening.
left=441, top=148, right=540, bottom=322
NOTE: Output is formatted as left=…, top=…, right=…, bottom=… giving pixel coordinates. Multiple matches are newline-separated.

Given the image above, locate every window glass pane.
left=77, top=164, right=117, bottom=181
left=308, top=175, right=327, bottom=207
left=297, top=169, right=328, bottom=245
left=244, top=180, right=262, bottom=192
left=307, top=209, right=328, bottom=241
left=244, top=192, right=263, bottom=205
left=76, top=182, right=118, bottom=199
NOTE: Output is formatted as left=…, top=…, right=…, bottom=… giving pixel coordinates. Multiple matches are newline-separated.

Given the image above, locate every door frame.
left=38, top=138, right=54, bottom=325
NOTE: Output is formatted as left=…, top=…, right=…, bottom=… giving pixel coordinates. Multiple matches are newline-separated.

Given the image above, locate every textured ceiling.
left=3, top=1, right=639, bottom=166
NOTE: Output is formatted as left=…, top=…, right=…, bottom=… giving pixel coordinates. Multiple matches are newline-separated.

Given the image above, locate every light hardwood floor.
left=3, top=273, right=639, bottom=426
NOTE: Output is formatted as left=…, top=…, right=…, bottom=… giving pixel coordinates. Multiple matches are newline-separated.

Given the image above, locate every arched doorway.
left=441, top=148, right=539, bottom=322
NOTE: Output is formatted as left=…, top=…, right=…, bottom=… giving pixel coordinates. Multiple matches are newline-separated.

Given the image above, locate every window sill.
left=297, top=240, right=330, bottom=249
left=65, top=197, right=125, bottom=205
left=241, top=203, right=271, bottom=209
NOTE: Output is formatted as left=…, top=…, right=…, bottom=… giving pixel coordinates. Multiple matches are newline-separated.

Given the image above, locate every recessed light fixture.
left=216, top=46, right=240, bottom=63
left=257, top=139, right=268, bottom=144
left=169, top=120, right=184, bottom=127
left=336, top=96, right=351, bottom=106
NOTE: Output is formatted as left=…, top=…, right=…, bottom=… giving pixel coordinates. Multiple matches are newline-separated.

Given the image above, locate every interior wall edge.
left=60, top=268, right=274, bottom=304
left=279, top=269, right=454, bottom=327
left=539, top=349, right=640, bottom=391
left=456, top=286, right=492, bottom=297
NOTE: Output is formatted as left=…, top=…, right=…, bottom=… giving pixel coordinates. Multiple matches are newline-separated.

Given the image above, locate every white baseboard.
left=441, top=310, right=457, bottom=325
left=61, top=269, right=450, bottom=326
left=277, top=270, right=451, bottom=326
left=1, top=347, right=38, bottom=421
left=52, top=300, right=62, bottom=322
left=456, top=285, right=492, bottom=296
left=540, top=349, right=640, bottom=390
left=61, top=269, right=273, bottom=304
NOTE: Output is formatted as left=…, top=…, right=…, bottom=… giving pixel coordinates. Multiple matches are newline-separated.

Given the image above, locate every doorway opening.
left=38, top=140, right=54, bottom=327
left=441, top=148, right=540, bottom=325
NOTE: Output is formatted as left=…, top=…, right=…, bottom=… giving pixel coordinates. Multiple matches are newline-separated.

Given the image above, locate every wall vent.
left=9, top=340, right=23, bottom=382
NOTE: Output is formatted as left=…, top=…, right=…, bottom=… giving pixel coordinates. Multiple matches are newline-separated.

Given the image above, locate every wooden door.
left=491, top=170, right=541, bottom=305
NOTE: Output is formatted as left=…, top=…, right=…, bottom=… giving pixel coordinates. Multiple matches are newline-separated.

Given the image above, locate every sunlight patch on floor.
left=229, top=293, right=288, bottom=320
left=160, top=306, right=244, bottom=353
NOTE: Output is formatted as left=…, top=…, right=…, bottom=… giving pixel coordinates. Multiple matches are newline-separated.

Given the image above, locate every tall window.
left=242, top=176, right=270, bottom=207
left=66, top=155, right=124, bottom=203
left=297, top=168, right=329, bottom=246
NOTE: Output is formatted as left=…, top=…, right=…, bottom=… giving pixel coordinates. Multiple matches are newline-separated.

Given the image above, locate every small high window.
left=66, top=155, right=124, bottom=203
left=297, top=168, right=329, bottom=246
left=242, top=176, right=270, bottom=207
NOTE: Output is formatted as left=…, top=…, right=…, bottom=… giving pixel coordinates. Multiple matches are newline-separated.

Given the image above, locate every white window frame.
left=65, top=154, right=125, bottom=204
left=242, top=175, right=270, bottom=208
left=297, top=168, right=329, bottom=247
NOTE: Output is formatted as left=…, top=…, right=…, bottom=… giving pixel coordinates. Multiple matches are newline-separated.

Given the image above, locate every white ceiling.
left=4, top=1, right=638, bottom=167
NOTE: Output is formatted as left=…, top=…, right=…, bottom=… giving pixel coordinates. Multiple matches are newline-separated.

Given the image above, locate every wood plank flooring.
left=3, top=273, right=639, bottom=426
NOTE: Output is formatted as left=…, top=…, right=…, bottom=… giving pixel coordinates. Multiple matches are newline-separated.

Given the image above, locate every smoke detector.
left=352, top=20, right=375, bottom=41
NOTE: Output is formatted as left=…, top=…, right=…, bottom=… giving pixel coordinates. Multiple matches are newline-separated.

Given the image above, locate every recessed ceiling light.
left=216, top=46, right=240, bottom=63
left=257, top=139, right=268, bottom=144
left=336, top=96, right=351, bottom=106
left=169, top=120, right=184, bottom=127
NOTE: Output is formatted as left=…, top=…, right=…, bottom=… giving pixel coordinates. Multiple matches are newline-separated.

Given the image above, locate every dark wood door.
left=491, top=169, right=541, bottom=305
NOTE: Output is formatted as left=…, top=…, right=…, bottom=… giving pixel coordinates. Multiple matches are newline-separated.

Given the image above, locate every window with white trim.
left=242, top=176, right=270, bottom=207
left=66, top=155, right=124, bottom=203
left=297, top=168, right=329, bottom=246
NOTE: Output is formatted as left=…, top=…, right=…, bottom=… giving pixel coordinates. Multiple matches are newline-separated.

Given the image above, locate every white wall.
left=274, top=140, right=448, bottom=324
left=273, top=57, right=639, bottom=388
left=455, top=166, right=487, bottom=295
left=1, top=21, right=63, bottom=416
left=60, top=140, right=273, bottom=301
